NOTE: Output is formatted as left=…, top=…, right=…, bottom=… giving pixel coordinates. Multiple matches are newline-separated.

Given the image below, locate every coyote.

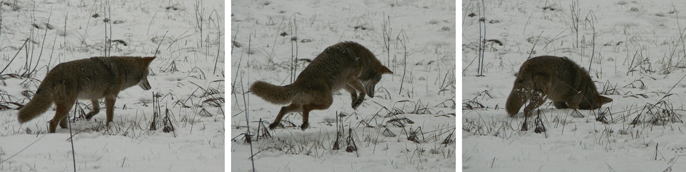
left=506, top=56, right=612, bottom=117
left=18, top=56, right=155, bottom=133
left=250, top=41, right=393, bottom=131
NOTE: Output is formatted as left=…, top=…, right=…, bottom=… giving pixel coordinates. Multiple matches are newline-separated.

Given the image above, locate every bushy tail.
left=18, top=89, right=53, bottom=123
left=249, top=81, right=296, bottom=104
left=505, top=88, right=525, bottom=117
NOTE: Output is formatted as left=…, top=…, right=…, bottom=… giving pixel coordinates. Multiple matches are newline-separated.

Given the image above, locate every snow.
left=0, top=0, right=224, bottom=171
left=463, top=0, right=686, bottom=171
left=230, top=0, right=456, bottom=172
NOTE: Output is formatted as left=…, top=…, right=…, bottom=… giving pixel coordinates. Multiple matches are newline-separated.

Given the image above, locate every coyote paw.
left=85, top=112, right=97, bottom=120
left=300, top=122, right=309, bottom=131
left=351, top=99, right=363, bottom=109
left=268, top=123, right=279, bottom=130
left=59, top=121, right=68, bottom=129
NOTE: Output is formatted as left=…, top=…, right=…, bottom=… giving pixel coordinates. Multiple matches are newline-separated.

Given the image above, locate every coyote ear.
left=142, top=56, right=156, bottom=66
left=599, top=95, right=612, bottom=105
left=379, top=65, right=393, bottom=74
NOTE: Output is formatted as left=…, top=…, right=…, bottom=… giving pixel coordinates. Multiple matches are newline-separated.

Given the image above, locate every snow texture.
left=0, top=0, right=224, bottom=171
left=463, top=0, right=686, bottom=171
left=231, top=0, right=456, bottom=172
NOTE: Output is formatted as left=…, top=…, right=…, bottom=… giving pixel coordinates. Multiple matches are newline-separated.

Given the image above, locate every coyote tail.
left=18, top=89, right=53, bottom=123
left=249, top=81, right=296, bottom=105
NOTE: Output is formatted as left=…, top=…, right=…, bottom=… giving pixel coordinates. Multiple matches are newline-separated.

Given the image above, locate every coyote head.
left=360, top=64, right=393, bottom=97
left=136, top=57, right=156, bottom=90
left=579, top=94, right=613, bottom=109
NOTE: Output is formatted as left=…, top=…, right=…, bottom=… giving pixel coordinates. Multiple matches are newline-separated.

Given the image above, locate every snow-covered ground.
left=230, top=0, right=456, bottom=171
left=0, top=0, right=224, bottom=171
left=463, top=0, right=686, bottom=171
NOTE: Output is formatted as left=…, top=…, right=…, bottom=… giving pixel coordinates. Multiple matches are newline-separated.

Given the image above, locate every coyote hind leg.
left=300, top=91, right=333, bottom=131
left=300, top=102, right=332, bottom=131
left=50, top=99, right=76, bottom=133
left=268, top=104, right=302, bottom=130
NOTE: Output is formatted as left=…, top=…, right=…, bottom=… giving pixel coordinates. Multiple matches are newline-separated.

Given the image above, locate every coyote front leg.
left=85, top=99, right=101, bottom=120
left=105, top=93, right=118, bottom=127
left=346, top=81, right=366, bottom=109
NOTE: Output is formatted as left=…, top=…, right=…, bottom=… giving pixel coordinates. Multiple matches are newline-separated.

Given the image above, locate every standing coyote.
left=250, top=41, right=393, bottom=131
left=506, top=56, right=612, bottom=117
left=18, top=56, right=155, bottom=133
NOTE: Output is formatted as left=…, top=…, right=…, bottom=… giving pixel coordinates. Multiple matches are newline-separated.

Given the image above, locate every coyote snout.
left=139, top=78, right=152, bottom=90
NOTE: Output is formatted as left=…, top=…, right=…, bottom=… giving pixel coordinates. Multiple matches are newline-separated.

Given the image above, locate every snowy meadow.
left=231, top=0, right=456, bottom=171
left=0, top=0, right=224, bottom=171
left=463, top=0, right=686, bottom=171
